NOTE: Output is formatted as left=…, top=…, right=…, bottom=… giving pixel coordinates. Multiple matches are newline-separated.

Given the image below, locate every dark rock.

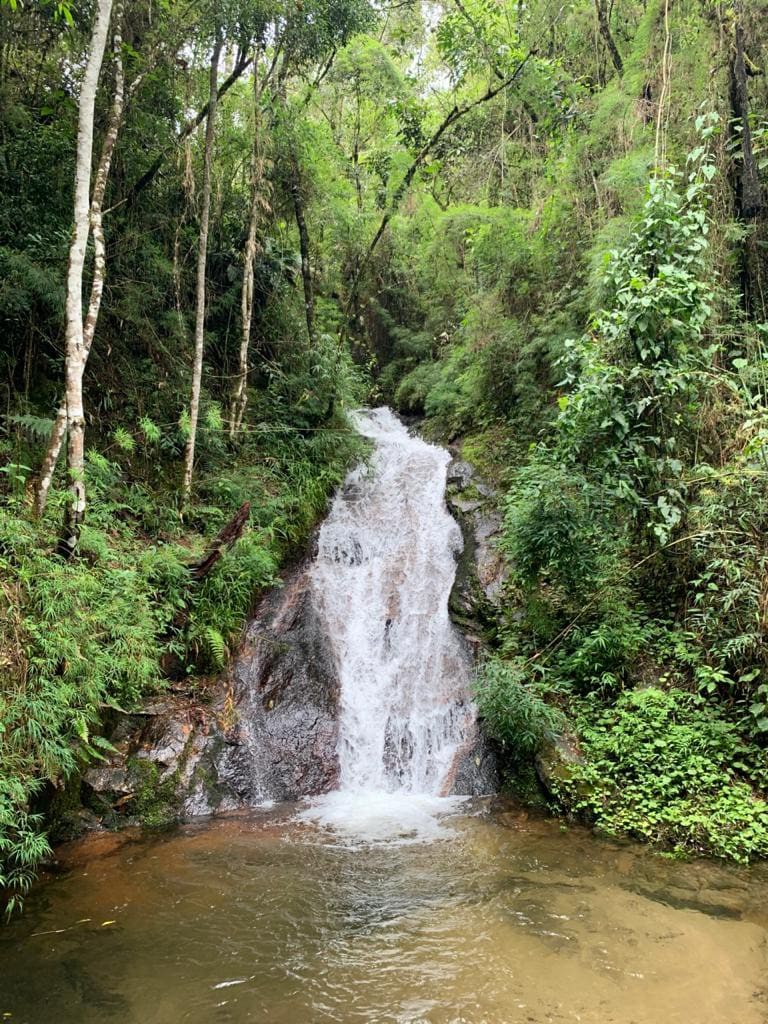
left=443, top=455, right=507, bottom=792
left=445, top=456, right=508, bottom=632
left=450, top=730, right=501, bottom=795
left=447, top=459, right=475, bottom=490
left=196, top=564, right=340, bottom=810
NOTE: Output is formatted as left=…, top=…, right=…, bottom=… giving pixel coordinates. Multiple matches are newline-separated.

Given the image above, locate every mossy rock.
left=126, top=757, right=182, bottom=828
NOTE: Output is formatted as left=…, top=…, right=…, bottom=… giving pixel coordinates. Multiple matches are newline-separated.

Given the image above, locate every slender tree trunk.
left=729, top=7, right=765, bottom=317
left=730, top=18, right=763, bottom=220
left=35, top=1, right=124, bottom=518
left=231, top=50, right=267, bottom=436
left=57, top=0, right=114, bottom=557
left=289, top=143, right=316, bottom=347
left=182, top=30, right=222, bottom=506
left=352, top=82, right=362, bottom=213
left=594, top=0, right=623, bottom=76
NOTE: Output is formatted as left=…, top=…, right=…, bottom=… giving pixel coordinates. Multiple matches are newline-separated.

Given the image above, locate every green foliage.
left=394, top=361, right=441, bottom=414
left=556, top=141, right=717, bottom=543
left=0, top=413, right=362, bottom=906
left=474, top=658, right=566, bottom=762
left=558, top=689, right=768, bottom=862
left=502, top=463, right=605, bottom=594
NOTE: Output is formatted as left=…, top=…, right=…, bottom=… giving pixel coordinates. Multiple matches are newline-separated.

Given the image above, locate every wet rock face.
left=442, top=456, right=506, bottom=795
left=449, top=730, right=500, bottom=796
left=84, top=561, right=341, bottom=823
left=445, top=458, right=508, bottom=641
left=197, top=564, right=340, bottom=811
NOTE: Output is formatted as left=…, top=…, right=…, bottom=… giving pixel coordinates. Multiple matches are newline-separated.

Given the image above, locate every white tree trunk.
left=59, top=0, right=114, bottom=555
left=182, top=31, right=222, bottom=505
left=35, top=1, right=124, bottom=519
left=230, top=52, right=267, bottom=436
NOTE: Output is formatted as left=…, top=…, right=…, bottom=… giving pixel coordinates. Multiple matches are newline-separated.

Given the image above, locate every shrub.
left=394, top=361, right=442, bottom=413
left=501, top=462, right=607, bottom=595
left=474, top=658, right=566, bottom=762
left=558, top=688, right=768, bottom=861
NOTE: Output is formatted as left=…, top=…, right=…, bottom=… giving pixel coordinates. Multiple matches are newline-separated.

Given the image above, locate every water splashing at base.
left=300, top=408, right=479, bottom=840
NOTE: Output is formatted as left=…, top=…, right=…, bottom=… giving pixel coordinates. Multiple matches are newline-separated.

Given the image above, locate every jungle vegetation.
left=1, top=0, right=768, bottom=906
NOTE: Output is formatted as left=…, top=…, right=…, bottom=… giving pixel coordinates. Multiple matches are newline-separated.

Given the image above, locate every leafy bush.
left=0, top=509, right=183, bottom=911
left=558, top=688, right=768, bottom=862
left=394, top=361, right=442, bottom=413
left=474, top=658, right=566, bottom=762
left=502, top=462, right=606, bottom=594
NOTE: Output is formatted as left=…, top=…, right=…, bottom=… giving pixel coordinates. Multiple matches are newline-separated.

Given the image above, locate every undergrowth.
left=0, top=416, right=362, bottom=912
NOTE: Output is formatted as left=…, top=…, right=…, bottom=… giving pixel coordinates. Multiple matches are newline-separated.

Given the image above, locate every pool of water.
left=2, top=799, right=767, bottom=1024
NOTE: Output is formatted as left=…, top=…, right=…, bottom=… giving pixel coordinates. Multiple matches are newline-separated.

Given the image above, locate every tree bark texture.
left=36, top=1, right=124, bottom=518
left=182, top=31, right=222, bottom=506
left=231, top=50, right=268, bottom=435
left=58, top=0, right=114, bottom=557
left=594, top=0, right=623, bottom=76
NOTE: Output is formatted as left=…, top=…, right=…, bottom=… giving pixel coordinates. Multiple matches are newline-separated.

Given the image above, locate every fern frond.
left=8, top=414, right=55, bottom=442
left=113, top=426, right=135, bottom=453
left=203, top=626, right=227, bottom=668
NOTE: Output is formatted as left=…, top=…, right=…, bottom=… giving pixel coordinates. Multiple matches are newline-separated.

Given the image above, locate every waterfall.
left=302, top=409, right=477, bottom=836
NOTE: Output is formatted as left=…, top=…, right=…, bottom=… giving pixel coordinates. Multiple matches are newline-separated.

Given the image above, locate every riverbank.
left=432, top=425, right=768, bottom=863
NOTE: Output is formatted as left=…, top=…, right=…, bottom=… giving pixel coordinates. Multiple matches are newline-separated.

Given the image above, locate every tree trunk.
left=35, top=1, right=124, bottom=519
left=289, top=143, right=316, bottom=347
left=57, top=0, right=114, bottom=557
left=594, top=0, right=623, bottom=76
left=182, top=30, right=222, bottom=506
left=231, top=49, right=267, bottom=436
left=729, top=8, right=765, bottom=317
left=190, top=501, right=251, bottom=579
left=730, top=19, right=763, bottom=220
left=352, top=81, right=362, bottom=213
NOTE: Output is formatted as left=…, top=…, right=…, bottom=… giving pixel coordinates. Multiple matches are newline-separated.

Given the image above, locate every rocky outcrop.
left=535, top=732, right=585, bottom=799
left=441, top=455, right=507, bottom=794
left=84, top=559, right=342, bottom=823
left=445, top=458, right=508, bottom=642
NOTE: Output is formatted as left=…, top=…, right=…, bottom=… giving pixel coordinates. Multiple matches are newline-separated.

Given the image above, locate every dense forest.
left=2, top=0, right=768, bottom=911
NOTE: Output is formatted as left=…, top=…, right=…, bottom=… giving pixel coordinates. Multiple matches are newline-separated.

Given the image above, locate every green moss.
left=128, top=758, right=182, bottom=829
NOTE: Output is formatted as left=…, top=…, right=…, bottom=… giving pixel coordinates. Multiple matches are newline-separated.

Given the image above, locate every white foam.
left=297, top=790, right=467, bottom=846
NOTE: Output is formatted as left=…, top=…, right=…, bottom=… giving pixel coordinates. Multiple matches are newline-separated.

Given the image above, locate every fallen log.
left=190, top=501, right=251, bottom=581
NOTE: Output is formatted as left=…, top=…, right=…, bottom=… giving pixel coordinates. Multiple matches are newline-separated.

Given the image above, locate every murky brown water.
left=2, top=800, right=767, bottom=1024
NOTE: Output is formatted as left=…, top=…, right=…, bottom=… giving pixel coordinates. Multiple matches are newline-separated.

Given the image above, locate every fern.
left=178, top=408, right=192, bottom=440
left=204, top=403, right=224, bottom=431
left=139, top=416, right=161, bottom=444
left=7, top=414, right=55, bottom=442
left=203, top=626, right=227, bottom=668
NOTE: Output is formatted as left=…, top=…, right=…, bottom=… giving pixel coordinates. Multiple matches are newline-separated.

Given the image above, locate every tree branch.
left=340, top=50, right=536, bottom=332
left=127, top=48, right=252, bottom=202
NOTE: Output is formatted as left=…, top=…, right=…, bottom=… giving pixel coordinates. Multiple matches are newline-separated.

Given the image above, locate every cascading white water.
left=301, top=408, right=477, bottom=839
